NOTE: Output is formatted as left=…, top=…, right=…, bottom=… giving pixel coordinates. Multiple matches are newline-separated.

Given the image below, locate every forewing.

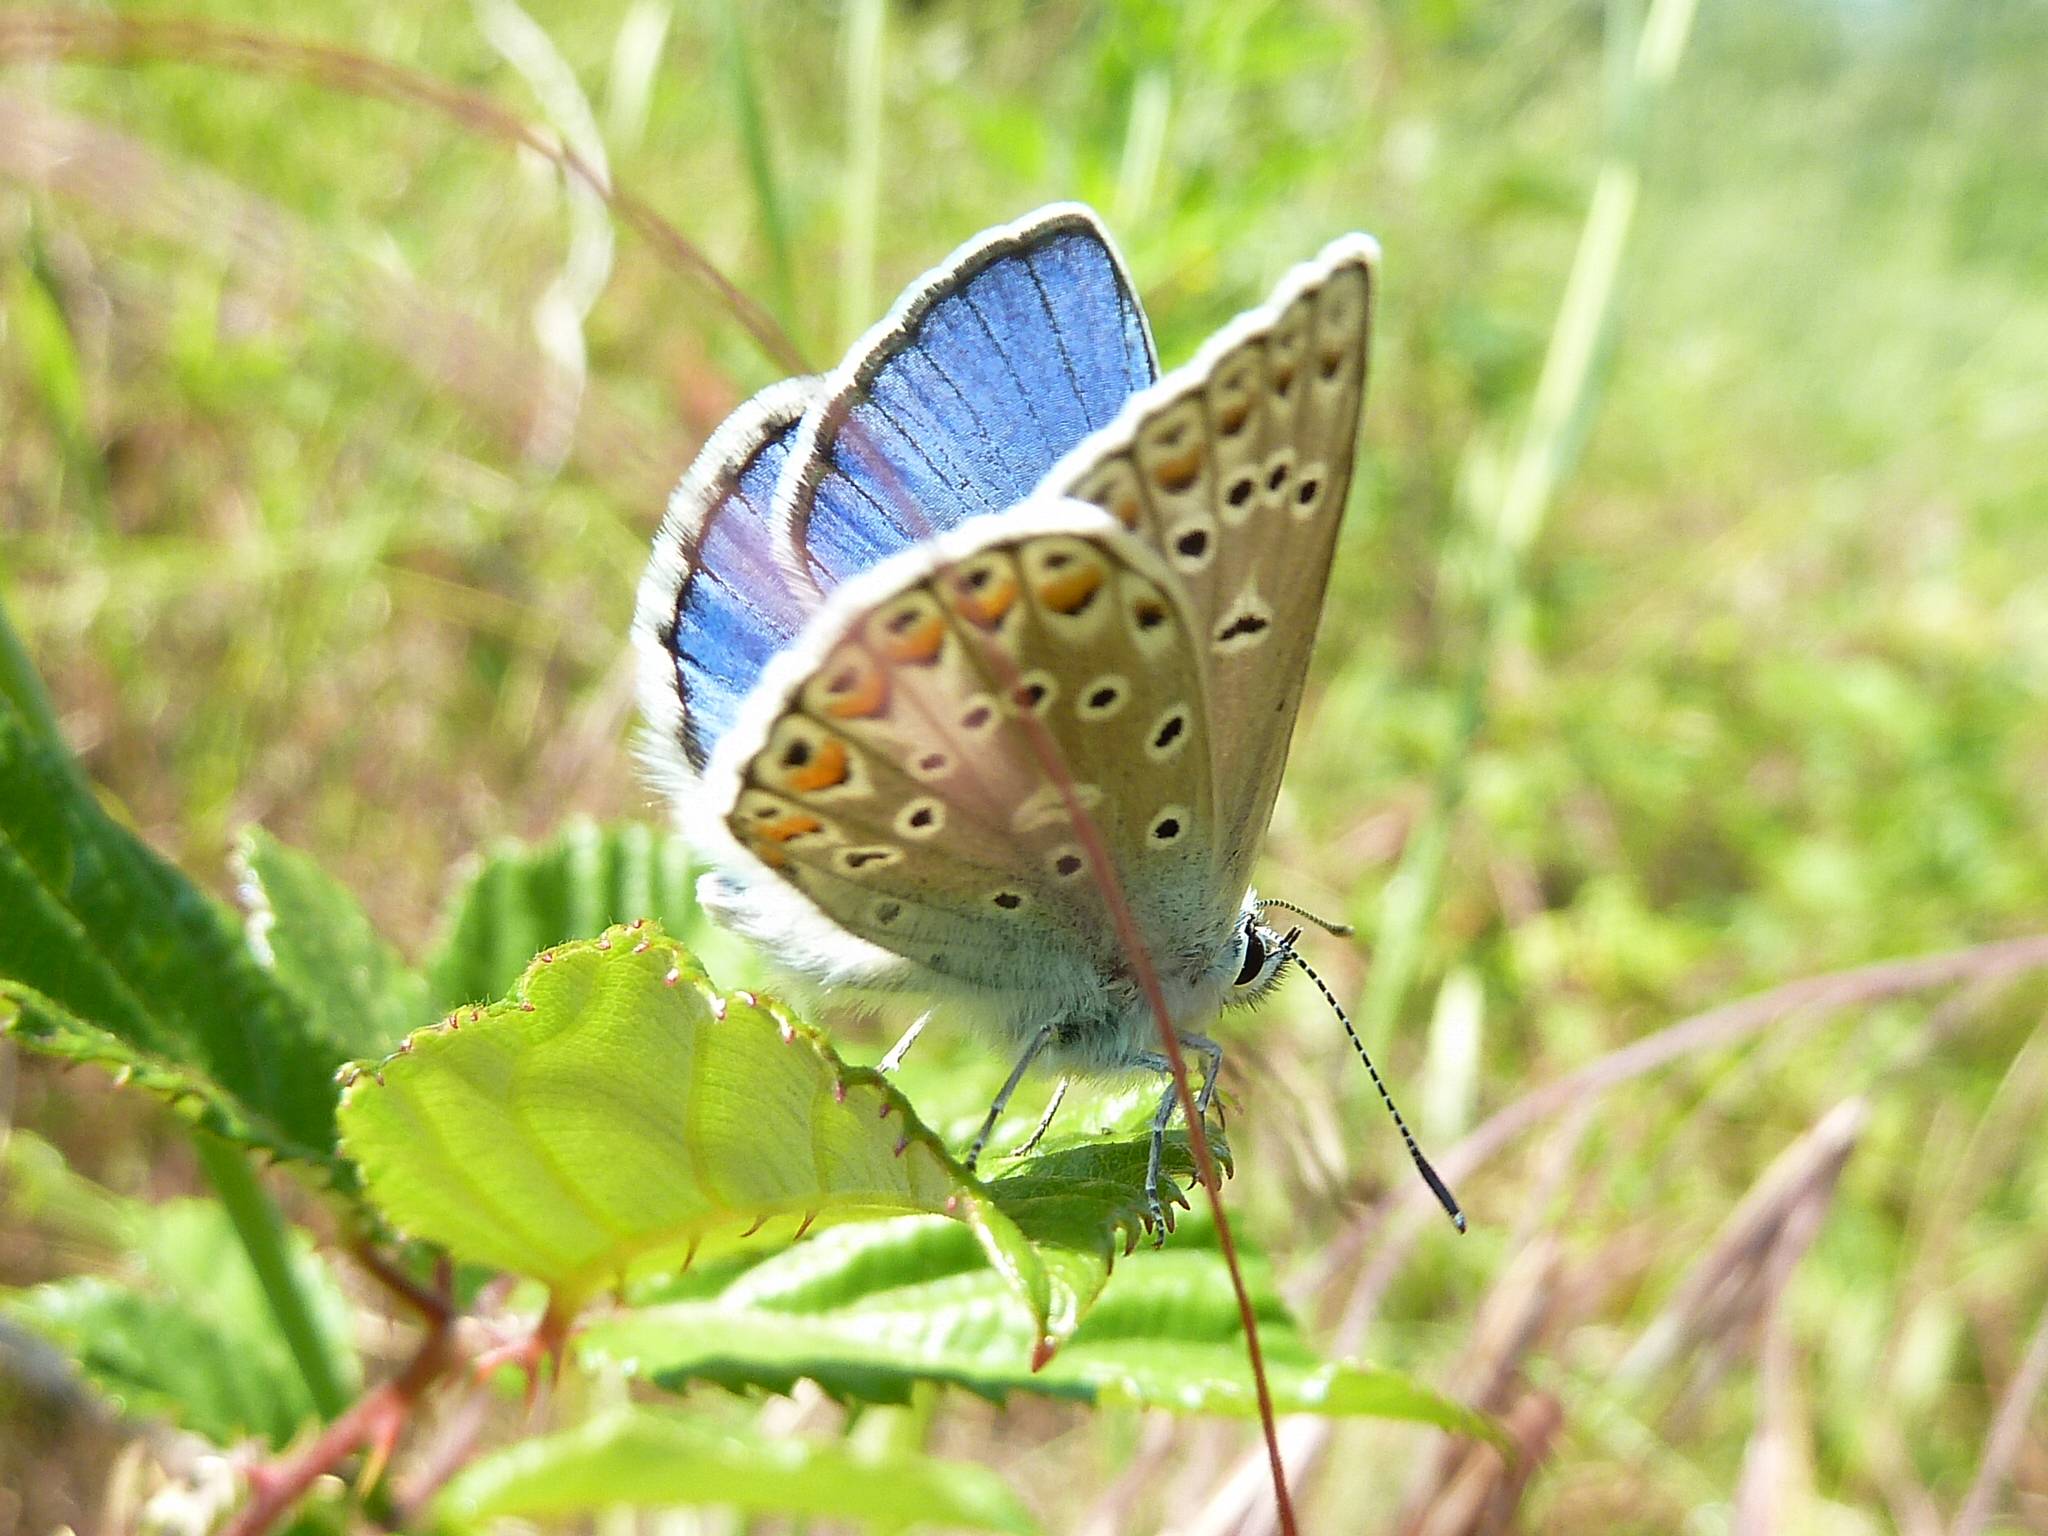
left=1048, top=236, right=1376, bottom=904
left=633, top=377, right=824, bottom=780
left=707, top=502, right=1219, bottom=991
left=776, top=205, right=1157, bottom=598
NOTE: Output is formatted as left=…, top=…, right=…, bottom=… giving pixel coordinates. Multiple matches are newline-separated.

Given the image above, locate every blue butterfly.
left=633, top=205, right=1454, bottom=1231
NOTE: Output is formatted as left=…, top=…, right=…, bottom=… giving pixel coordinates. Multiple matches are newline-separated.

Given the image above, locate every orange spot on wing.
left=824, top=665, right=889, bottom=719
left=879, top=614, right=946, bottom=664
left=1038, top=565, right=1103, bottom=615
left=955, top=576, right=1017, bottom=629
left=1152, top=443, right=1203, bottom=492
left=1217, top=400, right=1252, bottom=436
left=758, top=813, right=823, bottom=843
left=788, top=738, right=850, bottom=792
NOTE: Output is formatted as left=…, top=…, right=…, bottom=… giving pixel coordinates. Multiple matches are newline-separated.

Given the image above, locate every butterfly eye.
left=1234, top=927, right=1268, bottom=989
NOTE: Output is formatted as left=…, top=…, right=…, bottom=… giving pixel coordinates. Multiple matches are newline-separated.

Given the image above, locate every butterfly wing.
left=704, top=499, right=1222, bottom=994
left=632, top=376, right=822, bottom=783
left=638, top=215, right=1375, bottom=1008
left=775, top=204, right=1158, bottom=598
left=1045, top=235, right=1377, bottom=908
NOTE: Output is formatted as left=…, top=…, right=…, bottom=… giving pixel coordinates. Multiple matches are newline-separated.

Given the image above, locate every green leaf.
left=0, top=599, right=72, bottom=764
left=4, top=1199, right=359, bottom=1448
left=888, top=1038, right=1231, bottom=1347
left=425, top=818, right=745, bottom=1011
left=0, top=697, right=353, bottom=1168
left=338, top=925, right=1049, bottom=1333
left=2, top=1129, right=136, bottom=1250
left=7, top=245, right=100, bottom=503
left=583, top=1215, right=1493, bottom=1439
left=433, top=1406, right=1036, bottom=1533
left=234, top=826, right=429, bottom=1061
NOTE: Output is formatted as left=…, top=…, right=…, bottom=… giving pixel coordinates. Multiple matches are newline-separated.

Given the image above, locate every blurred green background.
left=4, top=0, right=2046, bottom=1530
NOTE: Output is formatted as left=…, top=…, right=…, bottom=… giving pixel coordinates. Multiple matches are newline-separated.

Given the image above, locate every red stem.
left=930, top=565, right=1299, bottom=1533
left=349, top=1241, right=456, bottom=1326
left=221, top=1315, right=455, bottom=1536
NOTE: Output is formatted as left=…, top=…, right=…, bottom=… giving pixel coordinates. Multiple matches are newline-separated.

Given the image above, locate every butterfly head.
left=1224, top=902, right=1299, bottom=1008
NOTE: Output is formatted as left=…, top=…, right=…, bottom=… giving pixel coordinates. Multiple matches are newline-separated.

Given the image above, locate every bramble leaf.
left=425, top=818, right=753, bottom=1010
left=583, top=1214, right=1492, bottom=1438
left=235, top=826, right=430, bottom=1062
left=338, top=925, right=1050, bottom=1333
left=4, top=1199, right=358, bottom=1448
left=433, top=1406, right=1036, bottom=1532
left=0, top=696, right=352, bottom=1168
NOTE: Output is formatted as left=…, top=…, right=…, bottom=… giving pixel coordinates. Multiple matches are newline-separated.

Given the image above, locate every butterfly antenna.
left=1259, top=898, right=1354, bottom=938
left=1288, top=949, right=1466, bottom=1233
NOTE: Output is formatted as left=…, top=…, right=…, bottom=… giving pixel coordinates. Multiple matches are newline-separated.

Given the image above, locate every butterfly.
left=633, top=204, right=1457, bottom=1233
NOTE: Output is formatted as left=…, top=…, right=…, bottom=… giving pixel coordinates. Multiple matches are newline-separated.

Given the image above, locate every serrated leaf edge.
left=336, top=924, right=1054, bottom=1344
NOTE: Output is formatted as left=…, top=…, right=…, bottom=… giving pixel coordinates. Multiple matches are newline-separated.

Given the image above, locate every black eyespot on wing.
left=1134, top=601, right=1168, bottom=631
left=876, top=901, right=902, bottom=924
left=918, top=751, right=948, bottom=773
left=1217, top=612, right=1271, bottom=642
left=1266, top=462, right=1289, bottom=491
left=1296, top=477, right=1320, bottom=505
left=907, top=806, right=935, bottom=829
left=962, top=703, right=994, bottom=730
left=1151, top=815, right=1181, bottom=842
left=1088, top=684, right=1119, bottom=709
left=782, top=739, right=813, bottom=768
left=992, top=891, right=1023, bottom=910
left=1055, top=853, right=1083, bottom=877
left=1175, top=529, right=1208, bottom=560
left=1153, top=713, right=1186, bottom=750
left=1227, top=477, right=1255, bottom=507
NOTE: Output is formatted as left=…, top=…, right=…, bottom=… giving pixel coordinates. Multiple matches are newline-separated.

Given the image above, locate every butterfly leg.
left=1184, top=1033, right=1225, bottom=1118
left=1140, top=1070, right=1190, bottom=1240
left=964, top=1023, right=1056, bottom=1173
left=1007, top=1076, right=1071, bottom=1161
left=1137, top=1039, right=1227, bottom=1239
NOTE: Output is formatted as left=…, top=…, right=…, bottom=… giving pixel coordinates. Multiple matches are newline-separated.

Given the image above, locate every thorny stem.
left=826, top=430, right=1303, bottom=1520
left=348, top=1241, right=456, bottom=1327
left=946, top=581, right=1298, bottom=1532
left=220, top=1303, right=456, bottom=1536
left=219, top=1258, right=584, bottom=1536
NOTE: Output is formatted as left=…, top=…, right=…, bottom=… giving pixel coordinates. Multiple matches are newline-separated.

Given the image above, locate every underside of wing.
left=1045, top=235, right=1377, bottom=907
left=775, top=204, right=1158, bottom=600
left=633, top=376, right=823, bottom=783
left=707, top=500, right=1224, bottom=994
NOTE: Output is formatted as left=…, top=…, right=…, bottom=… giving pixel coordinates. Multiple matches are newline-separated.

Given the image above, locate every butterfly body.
left=634, top=205, right=1374, bottom=1213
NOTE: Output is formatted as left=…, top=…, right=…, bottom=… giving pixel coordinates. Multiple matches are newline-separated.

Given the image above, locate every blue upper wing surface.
left=778, top=205, right=1157, bottom=593
left=634, top=377, right=821, bottom=775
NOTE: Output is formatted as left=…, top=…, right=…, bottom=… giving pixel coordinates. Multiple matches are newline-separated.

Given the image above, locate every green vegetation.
left=4, top=0, right=2046, bottom=1531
